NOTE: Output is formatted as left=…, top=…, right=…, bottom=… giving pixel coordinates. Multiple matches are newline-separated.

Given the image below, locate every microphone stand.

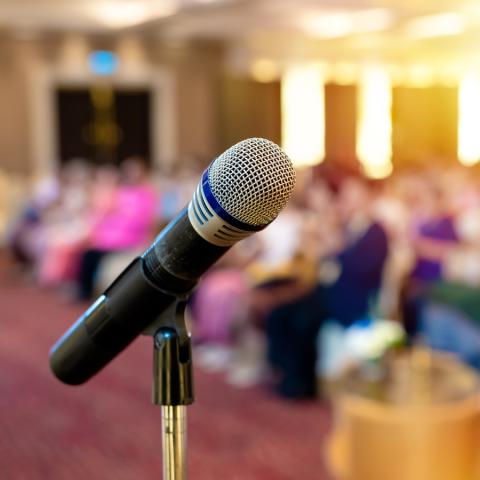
left=145, top=298, right=194, bottom=480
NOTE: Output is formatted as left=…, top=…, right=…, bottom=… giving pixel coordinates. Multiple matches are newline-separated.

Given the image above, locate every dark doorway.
left=55, top=87, right=151, bottom=166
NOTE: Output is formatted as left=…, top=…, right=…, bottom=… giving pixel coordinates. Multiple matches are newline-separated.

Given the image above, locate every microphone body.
left=50, top=138, right=296, bottom=385
left=50, top=209, right=226, bottom=385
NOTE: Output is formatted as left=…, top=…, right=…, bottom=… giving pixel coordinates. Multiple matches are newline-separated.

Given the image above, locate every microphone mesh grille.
left=208, top=138, right=296, bottom=226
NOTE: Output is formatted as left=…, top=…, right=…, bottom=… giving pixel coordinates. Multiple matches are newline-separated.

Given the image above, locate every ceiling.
left=1, top=0, right=479, bottom=65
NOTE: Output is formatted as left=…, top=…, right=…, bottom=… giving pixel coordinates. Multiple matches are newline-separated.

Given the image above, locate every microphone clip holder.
left=143, top=296, right=194, bottom=480
left=145, top=297, right=194, bottom=407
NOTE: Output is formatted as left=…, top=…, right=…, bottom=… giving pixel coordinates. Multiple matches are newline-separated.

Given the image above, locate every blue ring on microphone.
left=201, top=170, right=265, bottom=232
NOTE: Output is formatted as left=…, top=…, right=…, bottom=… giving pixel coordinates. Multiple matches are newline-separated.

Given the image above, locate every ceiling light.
left=190, top=0, right=230, bottom=4
left=299, top=8, right=394, bottom=39
left=405, top=12, right=465, bottom=38
left=89, top=1, right=177, bottom=29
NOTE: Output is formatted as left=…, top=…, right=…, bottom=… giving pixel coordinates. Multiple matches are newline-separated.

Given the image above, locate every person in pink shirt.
left=37, top=161, right=92, bottom=286
left=77, top=157, right=158, bottom=300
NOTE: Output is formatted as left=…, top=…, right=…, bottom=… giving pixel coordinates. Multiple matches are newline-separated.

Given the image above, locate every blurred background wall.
left=0, top=0, right=476, bottom=179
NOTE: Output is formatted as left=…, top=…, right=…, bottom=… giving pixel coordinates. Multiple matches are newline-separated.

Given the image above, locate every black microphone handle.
left=143, top=207, right=229, bottom=287
left=49, top=207, right=229, bottom=385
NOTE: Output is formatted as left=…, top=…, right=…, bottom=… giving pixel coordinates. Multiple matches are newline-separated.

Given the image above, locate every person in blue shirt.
left=266, top=177, right=389, bottom=398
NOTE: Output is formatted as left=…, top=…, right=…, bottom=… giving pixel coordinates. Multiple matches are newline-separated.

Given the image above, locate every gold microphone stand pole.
left=148, top=299, right=194, bottom=480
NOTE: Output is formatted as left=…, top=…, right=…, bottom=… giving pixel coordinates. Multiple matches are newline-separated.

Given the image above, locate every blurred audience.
left=267, top=177, right=389, bottom=397
left=37, top=159, right=92, bottom=288
left=5, top=159, right=480, bottom=398
left=401, top=176, right=459, bottom=337
left=77, top=157, right=157, bottom=299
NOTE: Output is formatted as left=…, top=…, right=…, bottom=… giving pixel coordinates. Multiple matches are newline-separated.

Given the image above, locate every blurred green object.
left=429, top=281, right=480, bottom=324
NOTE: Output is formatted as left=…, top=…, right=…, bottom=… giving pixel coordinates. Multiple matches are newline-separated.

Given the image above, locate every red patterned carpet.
left=0, top=263, right=331, bottom=479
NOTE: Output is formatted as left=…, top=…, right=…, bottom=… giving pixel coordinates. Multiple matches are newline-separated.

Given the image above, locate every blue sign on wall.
left=89, top=51, right=119, bottom=76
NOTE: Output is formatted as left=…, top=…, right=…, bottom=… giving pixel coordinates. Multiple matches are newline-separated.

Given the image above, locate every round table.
left=326, top=349, right=480, bottom=480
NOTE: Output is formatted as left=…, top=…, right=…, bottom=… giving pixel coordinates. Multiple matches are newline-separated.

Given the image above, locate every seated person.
left=77, top=157, right=157, bottom=300
left=401, top=183, right=459, bottom=337
left=266, top=178, right=389, bottom=398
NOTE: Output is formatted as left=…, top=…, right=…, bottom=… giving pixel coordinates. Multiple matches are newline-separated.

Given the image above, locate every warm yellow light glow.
left=438, top=64, right=461, bottom=86
left=389, top=63, right=460, bottom=87
left=250, top=59, right=278, bottom=83
left=329, top=63, right=357, bottom=85
left=458, top=71, right=480, bottom=166
left=405, top=12, right=465, bottom=38
left=300, top=8, right=393, bottom=39
left=90, top=1, right=177, bottom=29
left=357, top=66, right=392, bottom=179
left=281, top=64, right=325, bottom=168
left=406, top=64, right=436, bottom=88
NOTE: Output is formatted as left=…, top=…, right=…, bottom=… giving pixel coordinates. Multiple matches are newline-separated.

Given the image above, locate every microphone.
left=50, top=138, right=296, bottom=385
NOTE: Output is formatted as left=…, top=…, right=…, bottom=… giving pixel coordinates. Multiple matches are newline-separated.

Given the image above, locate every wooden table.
left=326, top=350, right=480, bottom=480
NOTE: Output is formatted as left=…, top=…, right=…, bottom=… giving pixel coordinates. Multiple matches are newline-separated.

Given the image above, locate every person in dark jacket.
left=267, top=178, right=389, bottom=398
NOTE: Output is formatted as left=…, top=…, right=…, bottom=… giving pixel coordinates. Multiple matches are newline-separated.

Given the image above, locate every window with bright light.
left=281, top=64, right=325, bottom=168
left=356, top=66, right=393, bottom=178
left=458, top=71, right=480, bottom=166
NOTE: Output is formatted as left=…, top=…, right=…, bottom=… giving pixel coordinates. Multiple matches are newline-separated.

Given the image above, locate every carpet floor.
left=0, top=263, right=331, bottom=479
